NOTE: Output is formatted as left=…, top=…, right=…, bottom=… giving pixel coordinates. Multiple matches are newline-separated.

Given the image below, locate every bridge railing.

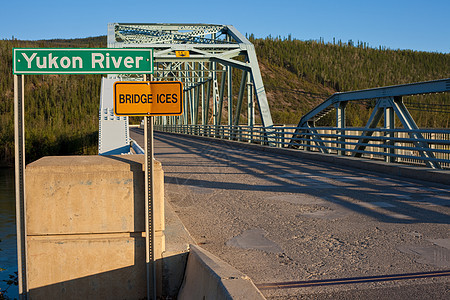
left=154, top=124, right=450, bottom=170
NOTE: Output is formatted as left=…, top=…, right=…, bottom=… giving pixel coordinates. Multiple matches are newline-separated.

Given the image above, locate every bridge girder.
left=290, top=78, right=450, bottom=169
left=107, top=23, right=274, bottom=128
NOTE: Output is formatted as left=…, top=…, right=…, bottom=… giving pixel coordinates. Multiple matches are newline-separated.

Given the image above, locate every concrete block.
left=24, top=155, right=165, bottom=299
left=27, top=233, right=146, bottom=299
left=26, top=155, right=164, bottom=235
left=178, top=245, right=266, bottom=300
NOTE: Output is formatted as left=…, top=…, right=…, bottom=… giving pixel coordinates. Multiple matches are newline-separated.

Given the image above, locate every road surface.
left=131, top=128, right=449, bottom=299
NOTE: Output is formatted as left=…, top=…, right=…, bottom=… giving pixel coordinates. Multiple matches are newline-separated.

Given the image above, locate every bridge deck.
left=131, top=128, right=449, bottom=299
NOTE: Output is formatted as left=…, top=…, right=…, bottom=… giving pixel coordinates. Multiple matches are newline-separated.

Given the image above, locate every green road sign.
left=13, top=48, right=153, bottom=74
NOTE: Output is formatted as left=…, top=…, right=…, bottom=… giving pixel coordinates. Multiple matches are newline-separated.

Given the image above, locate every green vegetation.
left=0, top=37, right=105, bottom=166
left=0, top=35, right=448, bottom=166
left=251, top=35, right=449, bottom=127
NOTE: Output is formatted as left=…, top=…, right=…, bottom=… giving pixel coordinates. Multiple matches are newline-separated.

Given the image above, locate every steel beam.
left=227, top=65, right=233, bottom=126
left=391, top=97, right=440, bottom=168
left=247, top=45, right=274, bottom=128
left=353, top=102, right=385, bottom=157
left=332, top=78, right=450, bottom=102
left=247, top=75, right=254, bottom=127
left=217, top=69, right=227, bottom=124
left=205, top=78, right=211, bottom=125
left=234, top=71, right=248, bottom=126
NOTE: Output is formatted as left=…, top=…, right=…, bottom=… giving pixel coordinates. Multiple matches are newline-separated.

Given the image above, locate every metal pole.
left=234, top=70, right=248, bottom=126
left=247, top=75, right=254, bottom=143
left=217, top=67, right=226, bottom=125
left=201, top=63, right=205, bottom=126
left=385, top=102, right=395, bottom=163
left=336, top=101, right=347, bottom=156
left=144, top=74, right=156, bottom=300
left=247, top=75, right=254, bottom=126
left=227, top=34, right=233, bottom=129
left=227, top=65, right=233, bottom=132
left=14, top=74, right=27, bottom=299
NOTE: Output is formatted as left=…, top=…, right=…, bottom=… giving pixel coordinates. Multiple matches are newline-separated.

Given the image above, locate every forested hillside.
left=0, top=37, right=106, bottom=166
left=0, top=35, right=448, bottom=166
left=251, top=35, right=449, bottom=126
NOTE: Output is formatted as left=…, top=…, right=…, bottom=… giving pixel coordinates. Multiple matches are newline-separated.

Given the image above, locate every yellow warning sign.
left=175, top=50, right=190, bottom=57
left=114, top=81, right=183, bottom=116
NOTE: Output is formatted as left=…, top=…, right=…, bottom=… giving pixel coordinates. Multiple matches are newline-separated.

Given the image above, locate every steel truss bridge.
left=108, top=23, right=272, bottom=127
left=100, top=23, right=450, bottom=170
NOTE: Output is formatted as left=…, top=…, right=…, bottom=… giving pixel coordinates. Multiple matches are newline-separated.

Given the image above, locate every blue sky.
left=1, top=0, right=449, bottom=53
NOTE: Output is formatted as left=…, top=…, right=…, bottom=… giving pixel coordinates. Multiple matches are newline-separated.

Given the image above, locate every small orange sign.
left=175, top=50, right=190, bottom=57
left=114, top=81, right=183, bottom=116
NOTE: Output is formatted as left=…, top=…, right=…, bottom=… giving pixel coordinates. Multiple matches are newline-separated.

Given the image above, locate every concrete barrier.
left=178, top=244, right=266, bottom=300
left=162, top=200, right=196, bottom=298
left=25, top=155, right=164, bottom=299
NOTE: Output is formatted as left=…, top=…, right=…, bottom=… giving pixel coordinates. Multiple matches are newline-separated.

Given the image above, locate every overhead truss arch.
left=107, top=23, right=274, bottom=128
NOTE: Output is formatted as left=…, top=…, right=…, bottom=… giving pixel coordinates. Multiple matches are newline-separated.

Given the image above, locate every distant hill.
left=251, top=35, right=449, bottom=127
left=0, top=35, right=448, bottom=165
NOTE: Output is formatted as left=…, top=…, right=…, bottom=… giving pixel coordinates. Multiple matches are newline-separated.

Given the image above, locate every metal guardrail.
left=131, top=139, right=145, bottom=154
left=155, top=124, right=450, bottom=170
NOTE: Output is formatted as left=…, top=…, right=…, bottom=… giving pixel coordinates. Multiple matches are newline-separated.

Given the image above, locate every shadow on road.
left=154, top=132, right=450, bottom=225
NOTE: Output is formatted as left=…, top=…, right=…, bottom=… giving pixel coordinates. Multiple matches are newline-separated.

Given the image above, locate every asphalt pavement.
left=131, top=128, right=449, bottom=299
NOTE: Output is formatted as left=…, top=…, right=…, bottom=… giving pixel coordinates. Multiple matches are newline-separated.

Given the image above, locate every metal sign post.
left=116, top=75, right=183, bottom=300
left=14, top=74, right=27, bottom=299
left=12, top=47, right=156, bottom=299
left=144, top=113, right=156, bottom=300
left=144, top=72, right=155, bottom=300
left=13, top=47, right=182, bottom=298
